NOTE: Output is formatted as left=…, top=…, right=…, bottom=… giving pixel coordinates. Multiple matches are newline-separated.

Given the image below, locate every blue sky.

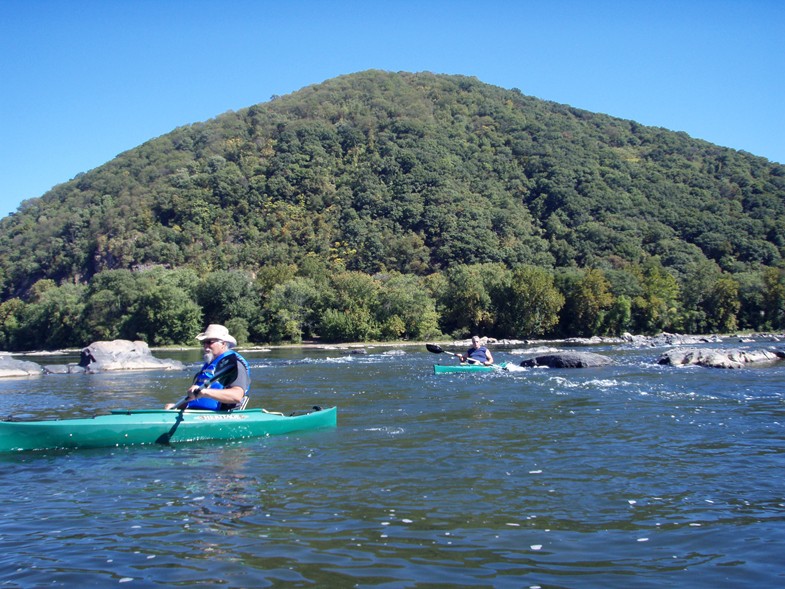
left=1, top=0, right=782, bottom=219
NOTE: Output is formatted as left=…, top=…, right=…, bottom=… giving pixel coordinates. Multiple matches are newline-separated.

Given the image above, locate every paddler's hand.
left=166, top=386, right=202, bottom=410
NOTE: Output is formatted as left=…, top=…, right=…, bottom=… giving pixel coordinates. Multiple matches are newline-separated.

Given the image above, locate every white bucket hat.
left=195, top=324, right=237, bottom=346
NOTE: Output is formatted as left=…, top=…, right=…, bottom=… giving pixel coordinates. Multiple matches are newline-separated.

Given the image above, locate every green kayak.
left=433, top=363, right=508, bottom=374
left=0, top=406, right=337, bottom=453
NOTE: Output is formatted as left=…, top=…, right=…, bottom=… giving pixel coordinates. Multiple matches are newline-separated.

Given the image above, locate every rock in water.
left=519, top=351, right=613, bottom=368
left=657, top=347, right=785, bottom=368
left=0, top=355, right=44, bottom=378
left=78, top=340, right=185, bottom=372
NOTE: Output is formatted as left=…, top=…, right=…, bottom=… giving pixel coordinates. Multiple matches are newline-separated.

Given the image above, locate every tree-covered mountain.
left=1, top=70, right=784, bottom=349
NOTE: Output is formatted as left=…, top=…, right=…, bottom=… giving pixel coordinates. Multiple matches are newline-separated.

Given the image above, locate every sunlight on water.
left=1, top=341, right=784, bottom=587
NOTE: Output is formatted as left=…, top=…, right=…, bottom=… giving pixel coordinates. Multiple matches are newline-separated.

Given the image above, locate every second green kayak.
left=433, top=363, right=508, bottom=374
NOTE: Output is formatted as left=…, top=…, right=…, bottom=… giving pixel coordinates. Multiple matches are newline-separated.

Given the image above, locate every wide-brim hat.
left=195, top=324, right=237, bottom=346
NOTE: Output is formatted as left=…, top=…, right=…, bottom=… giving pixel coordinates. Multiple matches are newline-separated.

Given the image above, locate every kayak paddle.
left=425, top=343, right=481, bottom=364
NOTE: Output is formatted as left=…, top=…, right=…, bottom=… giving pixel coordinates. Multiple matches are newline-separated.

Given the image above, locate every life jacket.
left=186, top=350, right=251, bottom=411
left=466, top=345, right=489, bottom=363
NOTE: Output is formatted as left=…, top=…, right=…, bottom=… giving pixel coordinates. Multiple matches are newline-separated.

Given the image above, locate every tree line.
left=1, top=258, right=782, bottom=352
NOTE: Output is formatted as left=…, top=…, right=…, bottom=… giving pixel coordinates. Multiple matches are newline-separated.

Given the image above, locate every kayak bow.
left=0, top=406, right=337, bottom=452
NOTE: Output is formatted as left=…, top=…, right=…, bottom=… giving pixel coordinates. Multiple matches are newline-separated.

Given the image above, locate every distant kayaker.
left=456, top=336, right=494, bottom=366
left=166, top=324, right=251, bottom=410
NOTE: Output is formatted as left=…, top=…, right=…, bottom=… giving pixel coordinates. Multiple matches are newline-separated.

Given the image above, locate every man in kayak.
left=166, top=324, right=251, bottom=410
left=456, top=336, right=494, bottom=366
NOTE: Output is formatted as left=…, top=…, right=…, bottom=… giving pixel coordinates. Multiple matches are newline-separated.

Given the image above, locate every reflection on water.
left=1, top=341, right=785, bottom=587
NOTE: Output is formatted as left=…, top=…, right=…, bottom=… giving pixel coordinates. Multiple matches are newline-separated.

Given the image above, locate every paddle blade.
left=426, top=343, right=444, bottom=354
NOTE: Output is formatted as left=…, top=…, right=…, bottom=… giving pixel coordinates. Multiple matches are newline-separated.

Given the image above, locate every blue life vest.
left=466, top=345, right=489, bottom=363
left=186, top=350, right=251, bottom=410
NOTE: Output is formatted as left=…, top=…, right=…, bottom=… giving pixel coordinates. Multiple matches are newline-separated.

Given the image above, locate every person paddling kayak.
left=166, top=324, right=251, bottom=410
left=456, top=336, right=494, bottom=366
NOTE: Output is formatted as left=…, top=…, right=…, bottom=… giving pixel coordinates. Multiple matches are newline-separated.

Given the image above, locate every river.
left=1, top=339, right=784, bottom=588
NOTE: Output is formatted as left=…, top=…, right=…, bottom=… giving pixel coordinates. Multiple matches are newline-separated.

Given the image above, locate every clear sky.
left=1, top=0, right=782, bottom=219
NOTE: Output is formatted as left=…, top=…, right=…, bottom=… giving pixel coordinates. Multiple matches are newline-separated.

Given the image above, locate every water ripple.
left=1, top=344, right=784, bottom=587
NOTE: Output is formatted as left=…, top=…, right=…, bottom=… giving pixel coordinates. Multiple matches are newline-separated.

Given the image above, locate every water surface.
left=1, top=341, right=784, bottom=587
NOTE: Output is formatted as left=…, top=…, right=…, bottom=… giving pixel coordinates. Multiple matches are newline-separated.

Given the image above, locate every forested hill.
left=1, top=69, right=784, bottom=303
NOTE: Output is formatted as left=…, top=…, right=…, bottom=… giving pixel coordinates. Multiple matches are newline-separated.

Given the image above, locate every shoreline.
left=6, top=330, right=783, bottom=358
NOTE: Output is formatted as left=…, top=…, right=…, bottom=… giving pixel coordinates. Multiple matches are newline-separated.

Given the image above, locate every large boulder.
left=0, top=355, right=43, bottom=378
left=76, top=340, right=185, bottom=372
left=657, top=347, right=785, bottom=369
left=520, top=351, right=613, bottom=368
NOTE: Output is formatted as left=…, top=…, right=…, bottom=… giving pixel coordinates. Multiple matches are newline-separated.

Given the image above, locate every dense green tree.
left=319, top=271, right=381, bottom=342
left=0, top=297, right=25, bottom=351
left=254, top=264, right=299, bottom=295
left=224, top=317, right=250, bottom=345
left=674, top=258, right=724, bottom=333
left=81, top=270, right=143, bottom=341
left=134, top=282, right=203, bottom=346
left=498, top=266, right=565, bottom=338
left=375, top=273, right=441, bottom=340
left=195, top=270, right=258, bottom=326
left=81, top=268, right=201, bottom=344
left=263, top=277, right=323, bottom=343
left=19, top=281, right=87, bottom=350
left=439, top=264, right=507, bottom=337
left=734, top=270, right=766, bottom=330
left=319, top=308, right=379, bottom=342
left=558, top=268, right=615, bottom=337
left=603, top=294, right=633, bottom=336
left=630, top=257, right=681, bottom=334
left=760, top=267, right=785, bottom=330
left=702, top=276, right=740, bottom=333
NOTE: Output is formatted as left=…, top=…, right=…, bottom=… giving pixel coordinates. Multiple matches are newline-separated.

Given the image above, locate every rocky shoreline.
left=2, top=332, right=785, bottom=377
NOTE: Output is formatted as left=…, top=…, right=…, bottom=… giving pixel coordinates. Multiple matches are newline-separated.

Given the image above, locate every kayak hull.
left=433, top=363, right=507, bottom=374
left=0, top=406, right=337, bottom=452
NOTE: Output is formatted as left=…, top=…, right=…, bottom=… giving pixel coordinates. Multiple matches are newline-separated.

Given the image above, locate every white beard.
left=203, top=350, right=215, bottom=364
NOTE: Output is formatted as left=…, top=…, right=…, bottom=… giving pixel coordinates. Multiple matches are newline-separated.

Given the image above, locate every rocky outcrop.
left=1, top=340, right=185, bottom=377
left=78, top=340, right=185, bottom=372
left=0, top=355, right=44, bottom=378
left=519, top=351, right=613, bottom=368
left=622, top=332, right=723, bottom=347
left=657, top=347, right=785, bottom=369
